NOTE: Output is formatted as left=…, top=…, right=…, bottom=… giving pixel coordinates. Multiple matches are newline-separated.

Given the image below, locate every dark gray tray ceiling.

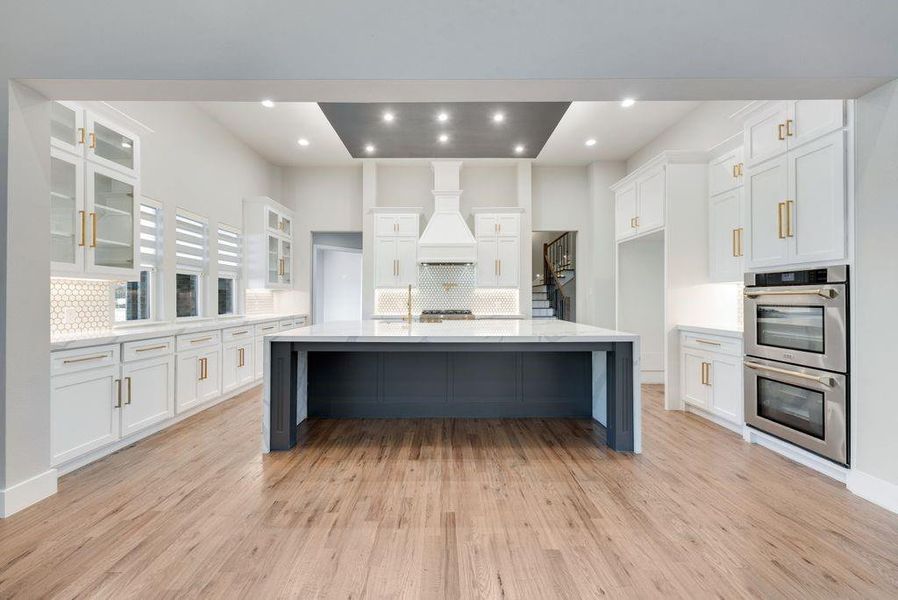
left=319, top=102, right=570, bottom=158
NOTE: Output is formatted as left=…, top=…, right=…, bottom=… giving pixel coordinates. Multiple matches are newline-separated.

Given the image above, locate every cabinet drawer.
left=222, top=326, right=253, bottom=343
left=279, top=319, right=297, bottom=331
left=680, top=332, right=742, bottom=357
left=254, top=321, right=280, bottom=337
left=52, top=344, right=119, bottom=376
left=122, top=337, right=174, bottom=362
left=176, top=330, right=221, bottom=352
left=292, top=317, right=308, bottom=328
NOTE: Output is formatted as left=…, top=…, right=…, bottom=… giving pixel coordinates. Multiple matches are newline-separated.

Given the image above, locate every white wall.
left=588, top=161, right=627, bottom=328
left=626, top=101, right=748, bottom=172
left=850, top=79, right=898, bottom=510
left=280, top=166, right=363, bottom=311
left=375, top=165, right=432, bottom=216
left=617, top=232, right=665, bottom=381
left=316, top=248, right=362, bottom=322
left=460, top=165, right=518, bottom=222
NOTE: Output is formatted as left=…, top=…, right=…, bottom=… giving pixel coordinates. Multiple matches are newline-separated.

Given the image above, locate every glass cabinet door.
left=280, top=240, right=292, bottom=285
left=50, top=150, right=84, bottom=270
left=86, top=164, right=137, bottom=274
left=50, top=102, right=85, bottom=156
left=280, top=215, right=292, bottom=237
left=86, top=114, right=137, bottom=176
left=267, top=208, right=281, bottom=234
left=267, top=235, right=280, bottom=285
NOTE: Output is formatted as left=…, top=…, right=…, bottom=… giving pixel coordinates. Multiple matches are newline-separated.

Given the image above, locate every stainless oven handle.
left=743, top=361, right=836, bottom=387
left=744, top=288, right=838, bottom=299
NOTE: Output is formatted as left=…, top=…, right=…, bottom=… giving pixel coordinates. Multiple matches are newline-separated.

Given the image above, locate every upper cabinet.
left=373, top=211, right=420, bottom=288
left=708, top=146, right=745, bottom=283
left=245, top=197, right=296, bottom=289
left=708, top=146, right=744, bottom=197
left=613, top=164, right=666, bottom=241
left=50, top=102, right=140, bottom=279
left=475, top=212, right=520, bottom=288
left=744, top=100, right=844, bottom=168
left=743, top=100, right=847, bottom=270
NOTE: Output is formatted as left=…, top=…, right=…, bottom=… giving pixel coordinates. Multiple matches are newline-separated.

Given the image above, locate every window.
left=175, top=210, right=208, bottom=318
left=216, top=225, right=243, bottom=316
left=114, top=201, right=162, bottom=323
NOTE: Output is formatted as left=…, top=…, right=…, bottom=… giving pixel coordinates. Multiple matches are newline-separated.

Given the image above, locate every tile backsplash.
left=245, top=289, right=275, bottom=315
left=51, top=277, right=113, bottom=336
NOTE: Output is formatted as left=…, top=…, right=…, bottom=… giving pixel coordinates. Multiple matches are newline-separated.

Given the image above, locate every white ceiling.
left=196, top=102, right=352, bottom=167
left=535, top=101, right=701, bottom=164
left=196, top=100, right=703, bottom=167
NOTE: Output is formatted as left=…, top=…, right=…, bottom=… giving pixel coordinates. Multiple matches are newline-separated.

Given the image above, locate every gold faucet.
left=404, top=284, right=413, bottom=324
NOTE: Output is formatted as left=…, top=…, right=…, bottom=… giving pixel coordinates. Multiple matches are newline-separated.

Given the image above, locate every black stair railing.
left=542, top=232, right=575, bottom=321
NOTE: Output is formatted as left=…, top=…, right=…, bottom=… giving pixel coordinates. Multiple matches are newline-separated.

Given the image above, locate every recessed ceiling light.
left=260, top=99, right=275, bottom=108
left=382, top=111, right=395, bottom=122
left=514, top=144, right=525, bottom=154
left=438, top=133, right=449, bottom=143
left=621, top=98, right=636, bottom=108
left=585, top=138, right=597, bottom=147
left=365, top=144, right=376, bottom=154
left=493, top=112, right=505, bottom=123
left=437, top=112, right=449, bottom=122
left=297, top=138, right=309, bottom=147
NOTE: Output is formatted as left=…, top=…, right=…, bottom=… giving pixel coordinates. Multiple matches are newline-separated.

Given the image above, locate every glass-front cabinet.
left=245, top=197, right=295, bottom=290
left=263, top=235, right=293, bottom=288
left=49, top=102, right=140, bottom=279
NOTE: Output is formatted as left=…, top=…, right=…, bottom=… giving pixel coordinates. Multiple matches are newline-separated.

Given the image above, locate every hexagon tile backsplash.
left=51, top=277, right=113, bottom=336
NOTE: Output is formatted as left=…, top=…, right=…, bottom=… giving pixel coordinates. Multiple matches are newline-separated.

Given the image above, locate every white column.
left=516, top=161, right=532, bottom=318
left=361, top=160, right=377, bottom=318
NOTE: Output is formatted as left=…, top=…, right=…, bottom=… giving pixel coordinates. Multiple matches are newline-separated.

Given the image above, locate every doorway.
left=312, top=232, right=363, bottom=324
left=532, top=230, right=576, bottom=321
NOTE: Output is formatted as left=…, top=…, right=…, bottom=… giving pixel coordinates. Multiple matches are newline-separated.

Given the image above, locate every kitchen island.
left=263, top=319, right=641, bottom=454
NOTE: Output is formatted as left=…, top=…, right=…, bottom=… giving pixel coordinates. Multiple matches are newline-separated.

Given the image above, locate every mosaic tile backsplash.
left=51, top=278, right=114, bottom=336
left=245, top=289, right=275, bottom=315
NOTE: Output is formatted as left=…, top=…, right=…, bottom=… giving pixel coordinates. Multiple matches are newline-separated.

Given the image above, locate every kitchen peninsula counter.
left=263, top=319, right=641, bottom=454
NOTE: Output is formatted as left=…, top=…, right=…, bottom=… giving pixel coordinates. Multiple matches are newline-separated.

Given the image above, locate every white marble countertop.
left=51, top=313, right=309, bottom=351
left=371, top=314, right=526, bottom=321
left=269, top=319, right=638, bottom=344
left=678, top=324, right=743, bottom=339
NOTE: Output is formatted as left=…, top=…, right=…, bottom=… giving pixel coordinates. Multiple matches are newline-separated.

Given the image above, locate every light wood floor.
left=2, top=386, right=897, bottom=599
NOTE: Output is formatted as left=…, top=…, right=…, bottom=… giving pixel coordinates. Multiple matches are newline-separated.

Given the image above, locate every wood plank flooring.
left=1, top=385, right=897, bottom=599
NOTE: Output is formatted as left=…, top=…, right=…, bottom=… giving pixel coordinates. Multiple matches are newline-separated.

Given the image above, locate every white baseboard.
left=684, top=404, right=742, bottom=434
left=640, top=370, right=664, bottom=384
left=744, top=427, right=848, bottom=483
left=0, top=468, right=58, bottom=518
left=847, top=470, right=898, bottom=515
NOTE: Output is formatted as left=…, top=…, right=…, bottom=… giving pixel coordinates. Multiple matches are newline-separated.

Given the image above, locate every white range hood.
left=417, top=161, right=477, bottom=264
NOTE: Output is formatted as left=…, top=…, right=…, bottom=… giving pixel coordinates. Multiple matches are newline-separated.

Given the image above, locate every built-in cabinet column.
left=475, top=213, right=520, bottom=287
left=373, top=212, right=420, bottom=287
left=708, top=146, right=745, bottom=282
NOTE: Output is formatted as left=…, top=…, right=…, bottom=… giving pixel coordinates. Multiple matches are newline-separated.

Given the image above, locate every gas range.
left=420, top=310, right=475, bottom=323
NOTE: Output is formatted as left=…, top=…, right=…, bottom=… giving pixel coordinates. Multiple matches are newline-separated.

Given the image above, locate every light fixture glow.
left=585, top=138, right=597, bottom=147
left=365, top=144, right=376, bottom=153
left=437, top=112, right=449, bottom=122
left=493, top=112, right=505, bottom=123
left=121, top=141, right=132, bottom=148
left=438, top=133, right=449, bottom=143
left=382, top=111, right=395, bottom=122
left=514, top=144, right=525, bottom=154
left=621, top=98, right=636, bottom=108
left=260, top=99, right=275, bottom=108
left=297, top=138, right=309, bottom=146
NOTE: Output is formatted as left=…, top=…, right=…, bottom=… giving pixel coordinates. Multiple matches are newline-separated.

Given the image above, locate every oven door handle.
left=743, top=361, right=836, bottom=387
left=744, top=288, right=839, bottom=300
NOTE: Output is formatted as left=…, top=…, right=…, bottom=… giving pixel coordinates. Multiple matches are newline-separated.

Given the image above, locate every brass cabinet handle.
left=495, top=259, right=498, bottom=276
left=238, top=347, right=245, bottom=368
left=135, top=344, right=168, bottom=353
left=78, top=210, right=86, bottom=247
left=778, top=123, right=786, bottom=141
left=703, top=362, right=712, bottom=386
left=498, top=259, right=501, bottom=277
left=785, top=200, right=794, bottom=237
left=78, top=127, right=86, bottom=145
left=732, top=164, right=738, bottom=178
left=89, top=132, right=96, bottom=149
left=737, top=227, right=744, bottom=257
left=635, top=216, right=639, bottom=228
left=738, top=163, right=744, bottom=176
left=190, top=336, right=213, bottom=344
left=785, top=119, right=794, bottom=137
left=115, top=379, right=122, bottom=408
left=125, top=376, right=132, bottom=405
left=63, top=353, right=108, bottom=364
left=90, top=212, right=97, bottom=247
left=732, top=228, right=738, bottom=257
left=777, top=202, right=786, bottom=239
left=231, top=330, right=249, bottom=336
left=695, top=339, right=722, bottom=346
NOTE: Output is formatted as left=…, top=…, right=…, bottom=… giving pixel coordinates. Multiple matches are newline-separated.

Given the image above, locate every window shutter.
left=139, top=202, right=163, bottom=270
left=175, top=211, right=208, bottom=272
left=217, top=226, right=242, bottom=275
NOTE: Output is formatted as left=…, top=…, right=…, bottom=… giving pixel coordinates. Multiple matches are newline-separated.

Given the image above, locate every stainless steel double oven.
left=743, top=266, right=849, bottom=465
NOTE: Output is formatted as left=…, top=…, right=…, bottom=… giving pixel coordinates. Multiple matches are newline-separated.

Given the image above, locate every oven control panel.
left=746, top=265, right=847, bottom=287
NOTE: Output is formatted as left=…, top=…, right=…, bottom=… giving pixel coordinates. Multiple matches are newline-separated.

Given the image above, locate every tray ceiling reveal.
left=318, top=102, right=570, bottom=158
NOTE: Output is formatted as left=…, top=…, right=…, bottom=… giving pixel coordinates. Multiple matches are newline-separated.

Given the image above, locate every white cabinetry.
left=245, top=197, right=295, bottom=289
left=613, top=164, right=666, bottom=241
left=745, top=131, right=846, bottom=269
left=373, top=212, right=419, bottom=288
left=679, top=330, right=743, bottom=430
left=708, top=146, right=745, bottom=283
left=744, top=100, right=844, bottom=168
left=50, top=101, right=140, bottom=278
left=708, top=146, right=744, bottom=196
left=475, top=213, right=520, bottom=287
left=175, top=331, right=222, bottom=413
left=121, top=353, right=175, bottom=437
left=222, top=326, right=255, bottom=393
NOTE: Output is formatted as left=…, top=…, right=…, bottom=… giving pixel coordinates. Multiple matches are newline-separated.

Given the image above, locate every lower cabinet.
left=176, top=347, right=221, bottom=414
left=222, top=339, right=254, bottom=393
left=121, top=354, right=175, bottom=437
left=51, top=362, right=121, bottom=466
left=679, top=331, right=743, bottom=429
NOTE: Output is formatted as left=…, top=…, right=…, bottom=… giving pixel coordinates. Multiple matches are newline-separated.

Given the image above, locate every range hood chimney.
left=417, top=161, right=477, bottom=263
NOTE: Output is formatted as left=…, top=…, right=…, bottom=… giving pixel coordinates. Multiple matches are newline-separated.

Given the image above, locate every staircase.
left=531, top=284, right=555, bottom=319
